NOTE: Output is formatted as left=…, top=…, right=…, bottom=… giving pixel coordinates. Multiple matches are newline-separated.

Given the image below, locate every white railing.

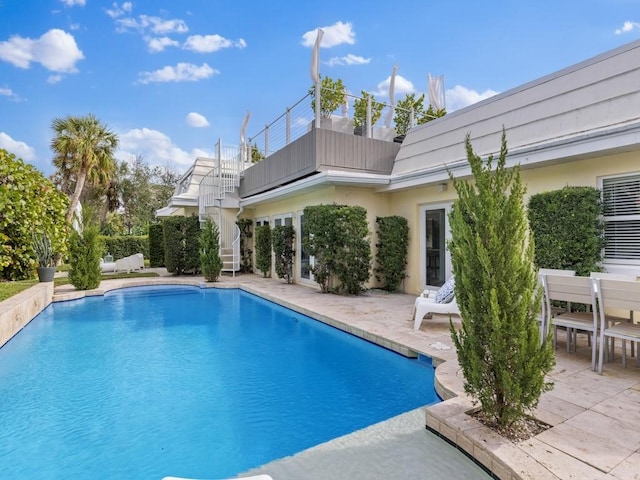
left=247, top=90, right=422, bottom=159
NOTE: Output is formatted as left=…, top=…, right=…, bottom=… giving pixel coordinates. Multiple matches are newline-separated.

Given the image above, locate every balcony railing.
left=247, top=90, right=419, bottom=159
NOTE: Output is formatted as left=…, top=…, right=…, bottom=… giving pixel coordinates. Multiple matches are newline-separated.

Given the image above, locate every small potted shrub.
left=33, top=233, right=56, bottom=282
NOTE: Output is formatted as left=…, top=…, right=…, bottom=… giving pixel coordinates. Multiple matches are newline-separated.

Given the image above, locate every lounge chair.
left=413, top=277, right=460, bottom=330
left=99, top=258, right=116, bottom=273
left=114, top=253, right=145, bottom=274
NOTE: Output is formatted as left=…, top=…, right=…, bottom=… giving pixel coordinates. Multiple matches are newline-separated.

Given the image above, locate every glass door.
left=420, top=204, right=451, bottom=289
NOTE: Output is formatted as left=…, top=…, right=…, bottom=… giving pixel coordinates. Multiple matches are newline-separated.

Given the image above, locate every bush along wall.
left=148, top=223, right=164, bottom=267
left=374, top=215, right=409, bottom=292
left=303, top=204, right=371, bottom=295
left=272, top=225, right=295, bottom=283
left=528, top=186, right=606, bottom=276
left=255, top=224, right=272, bottom=277
left=100, top=235, right=149, bottom=260
left=162, top=215, right=200, bottom=275
left=237, top=218, right=253, bottom=273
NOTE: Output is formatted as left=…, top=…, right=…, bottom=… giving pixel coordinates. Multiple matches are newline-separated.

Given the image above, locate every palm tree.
left=51, top=114, right=119, bottom=224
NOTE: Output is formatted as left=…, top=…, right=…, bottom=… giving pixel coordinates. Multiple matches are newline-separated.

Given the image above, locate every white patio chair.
left=541, top=273, right=598, bottom=371
left=593, top=277, right=640, bottom=374
left=590, top=272, right=638, bottom=359
left=538, top=268, right=576, bottom=339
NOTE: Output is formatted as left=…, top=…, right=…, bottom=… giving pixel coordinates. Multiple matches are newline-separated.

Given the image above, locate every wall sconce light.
left=439, top=183, right=448, bottom=192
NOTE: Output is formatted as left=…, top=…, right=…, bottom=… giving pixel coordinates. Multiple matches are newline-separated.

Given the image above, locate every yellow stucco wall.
left=236, top=150, right=638, bottom=294
left=388, top=151, right=640, bottom=294
left=242, top=185, right=391, bottom=286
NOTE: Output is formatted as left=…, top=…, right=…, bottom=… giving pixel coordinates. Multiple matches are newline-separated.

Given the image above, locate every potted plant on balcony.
left=33, top=232, right=56, bottom=282
left=309, top=76, right=348, bottom=130
left=353, top=91, right=384, bottom=136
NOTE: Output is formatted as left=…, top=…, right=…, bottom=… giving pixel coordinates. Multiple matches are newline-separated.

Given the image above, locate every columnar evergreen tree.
left=255, top=225, right=272, bottom=277
left=68, top=209, right=102, bottom=290
left=199, top=218, right=223, bottom=282
left=448, top=131, right=555, bottom=429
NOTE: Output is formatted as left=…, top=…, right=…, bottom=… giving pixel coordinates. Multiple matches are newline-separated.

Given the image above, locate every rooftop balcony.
left=239, top=91, right=410, bottom=198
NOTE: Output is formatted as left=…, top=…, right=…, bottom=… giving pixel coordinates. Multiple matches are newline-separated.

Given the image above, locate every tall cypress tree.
left=448, top=131, right=555, bottom=429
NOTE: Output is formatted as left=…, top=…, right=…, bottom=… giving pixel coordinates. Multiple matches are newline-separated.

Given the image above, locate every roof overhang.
left=240, top=170, right=390, bottom=207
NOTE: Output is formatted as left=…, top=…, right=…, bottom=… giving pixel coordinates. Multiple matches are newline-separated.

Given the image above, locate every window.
left=255, top=217, right=269, bottom=227
left=273, top=213, right=293, bottom=227
left=601, top=173, right=640, bottom=264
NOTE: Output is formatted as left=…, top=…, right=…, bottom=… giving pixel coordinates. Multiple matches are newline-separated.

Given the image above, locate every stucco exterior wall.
left=388, top=150, right=639, bottom=294
left=243, top=185, right=392, bottom=287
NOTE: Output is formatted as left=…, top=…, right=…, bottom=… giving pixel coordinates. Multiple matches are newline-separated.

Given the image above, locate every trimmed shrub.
left=162, top=215, right=200, bottom=275
left=184, top=215, right=200, bottom=274
left=0, top=149, right=68, bottom=280
left=303, top=204, right=371, bottom=295
left=255, top=224, right=272, bottom=277
left=449, top=132, right=555, bottom=429
left=272, top=225, right=295, bottom=283
left=528, top=186, right=605, bottom=276
left=374, top=215, right=409, bottom=291
left=148, top=223, right=164, bottom=267
left=237, top=218, right=253, bottom=273
left=199, top=218, right=223, bottom=282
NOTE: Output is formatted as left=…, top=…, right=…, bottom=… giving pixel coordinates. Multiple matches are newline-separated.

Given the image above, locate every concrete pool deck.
left=4, top=272, right=640, bottom=479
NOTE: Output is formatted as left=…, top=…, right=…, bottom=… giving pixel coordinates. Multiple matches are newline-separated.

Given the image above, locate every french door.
left=420, top=204, right=452, bottom=288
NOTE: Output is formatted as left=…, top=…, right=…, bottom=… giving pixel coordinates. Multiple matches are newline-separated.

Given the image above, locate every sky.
left=0, top=0, right=638, bottom=177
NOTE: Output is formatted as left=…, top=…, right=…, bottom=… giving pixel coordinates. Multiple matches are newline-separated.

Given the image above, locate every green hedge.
left=528, top=186, right=605, bottom=276
left=255, top=224, right=272, bottom=277
left=100, top=235, right=148, bottom=260
left=303, top=204, right=371, bottom=295
left=374, top=215, right=409, bottom=291
left=162, top=215, right=200, bottom=275
left=272, top=225, right=295, bottom=283
left=237, top=218, right=253, bottom=273
left=148, top=223, right=164, bottom=267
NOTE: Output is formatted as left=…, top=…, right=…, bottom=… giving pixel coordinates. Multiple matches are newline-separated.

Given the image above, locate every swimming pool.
left=0, top=286, right=440, bottom=479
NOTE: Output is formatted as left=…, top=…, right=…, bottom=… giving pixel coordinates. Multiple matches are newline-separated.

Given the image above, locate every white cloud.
left=326, top=54, right=370, bottom=67
left=186, top=112, right=210, bottom=128
left=146, top=36, right=180, bottom=53
left=116, top=15, right=188, bottom=35
left=0, top=132, right=36, bottom=161
left=47, top=74, right=63, bottom=84
left=301, top=21, right=355, bottom=48
left=445, top=85, right=499, bottom=111
left=60, top=0, right=86, bottom=6
left=0, top=29, right=84, bottom=73
left=615, top=21, right=640, bottom=34
left=183, top=34, right=247, bottom=53
left=373, top=74, right=415, bottom=98
left=137, top=62, right=218, bottom=84
left=105, top=2, right=132, bottom=19
left=116, top=128, right=211, bottom=168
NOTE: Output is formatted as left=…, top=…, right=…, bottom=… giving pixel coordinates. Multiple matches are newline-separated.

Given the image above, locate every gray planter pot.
left=37, top=267, right=56, bottom=282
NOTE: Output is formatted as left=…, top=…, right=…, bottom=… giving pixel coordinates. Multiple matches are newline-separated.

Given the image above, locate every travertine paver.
left=4, top=272, right=640, bottom=479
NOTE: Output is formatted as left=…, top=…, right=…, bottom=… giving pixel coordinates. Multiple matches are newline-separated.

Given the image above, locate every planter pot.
left=37, top=267, right=56, bottom=283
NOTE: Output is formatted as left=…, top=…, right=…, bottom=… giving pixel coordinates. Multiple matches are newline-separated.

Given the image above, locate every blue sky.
left=0, top=0, right=638, bottom=176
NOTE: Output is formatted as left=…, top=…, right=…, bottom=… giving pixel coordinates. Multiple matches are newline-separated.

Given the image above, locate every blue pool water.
left=0, top=286, right=439, bottom=479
